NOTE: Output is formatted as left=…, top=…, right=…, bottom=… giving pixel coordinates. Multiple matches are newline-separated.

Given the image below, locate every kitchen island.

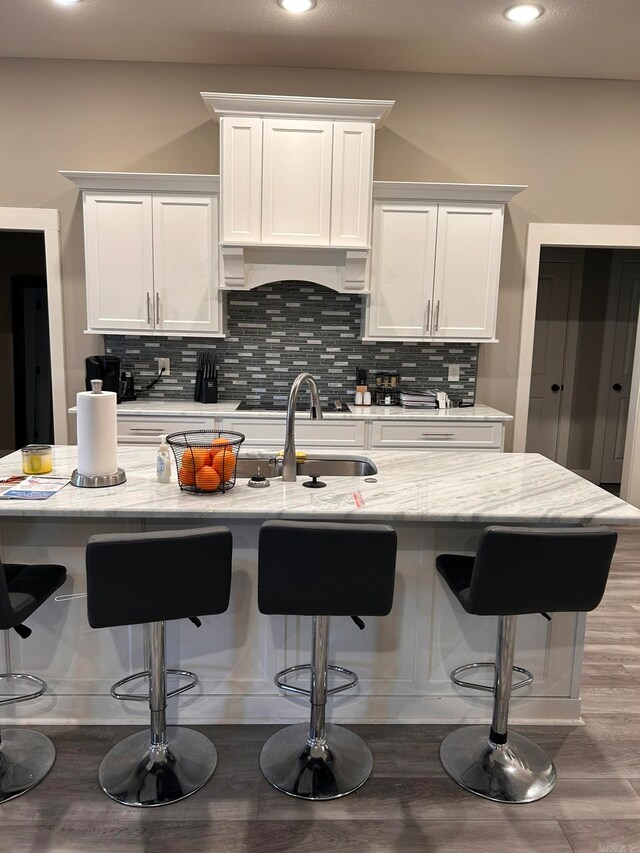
left=1, top=445, right=638, bottom=727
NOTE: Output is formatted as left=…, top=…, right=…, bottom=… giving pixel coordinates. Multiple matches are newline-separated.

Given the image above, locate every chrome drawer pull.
left=422, top=433, right=455, bottom=437
left=129, top=427, right=165, bottom=433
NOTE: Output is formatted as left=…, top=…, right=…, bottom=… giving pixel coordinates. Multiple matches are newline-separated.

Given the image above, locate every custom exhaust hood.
left=201, top=93, right=394, bottom=292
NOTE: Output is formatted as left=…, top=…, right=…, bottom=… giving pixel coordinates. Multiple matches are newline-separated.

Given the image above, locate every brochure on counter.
left=0, top=474, right=70, bottom=500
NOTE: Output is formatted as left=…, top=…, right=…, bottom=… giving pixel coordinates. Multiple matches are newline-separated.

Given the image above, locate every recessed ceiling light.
left=54, top=0, right=82, bottom=6
left=504, top=4, right=544, bottom=23
left=278, top=0, right=317, bottom=13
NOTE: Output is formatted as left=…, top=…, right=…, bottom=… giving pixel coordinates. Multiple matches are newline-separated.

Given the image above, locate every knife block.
left=195, top=375, right=218, bottom=403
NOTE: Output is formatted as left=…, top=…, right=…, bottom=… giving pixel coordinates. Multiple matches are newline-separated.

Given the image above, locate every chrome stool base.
left=99, top=726, right=217, bottom=808
left=0, top=729, right=56, bottom=803
left=260, top=722, right=372, bottom=800
left=440, top=725, right=557, bottom=803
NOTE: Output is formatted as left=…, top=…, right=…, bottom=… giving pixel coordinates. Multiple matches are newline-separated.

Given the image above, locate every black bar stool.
left=437, top=525, right=617, bottom=803
left=0, top=557, right=66, bottom=802
left=258, top=520, right=397, bottom=800
left=86, top=526, right=232, bottom=807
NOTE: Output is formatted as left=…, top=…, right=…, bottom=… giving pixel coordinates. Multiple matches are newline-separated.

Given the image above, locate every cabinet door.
left=83, top=193, right=153, bottom=332
left=366, top=201, right=438, bottom=339
left=220, top=116, right=263, bottom=244
left=432, top=204, right=503, bottom=339
left=330, top=122, right=373, bottom=247
left=262, top=119, right=333, bottom=245
left=152, top=195, right=220, bottom=334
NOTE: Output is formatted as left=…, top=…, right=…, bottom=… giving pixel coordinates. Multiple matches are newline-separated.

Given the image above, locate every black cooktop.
left=237, top=399, right=351, bottom=413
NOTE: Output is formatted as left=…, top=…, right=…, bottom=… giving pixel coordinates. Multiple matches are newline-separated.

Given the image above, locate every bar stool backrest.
left=467, top=526, right=618, bottom=616
left=0, top=558, right=22, bottom=628
left=258, top=520, right=397, bottom=616
left=86, top=526, right=232, bottom=628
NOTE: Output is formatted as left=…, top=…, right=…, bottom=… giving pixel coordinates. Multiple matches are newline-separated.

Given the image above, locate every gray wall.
left=1, top=58, right=640, bottom=446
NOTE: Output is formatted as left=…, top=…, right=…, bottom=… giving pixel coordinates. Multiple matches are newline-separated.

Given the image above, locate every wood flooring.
left=6, top=527, right=640, bottom=852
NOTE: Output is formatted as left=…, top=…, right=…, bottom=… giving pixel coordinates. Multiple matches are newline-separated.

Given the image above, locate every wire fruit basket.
left=166, top=430, right=245, bottom=495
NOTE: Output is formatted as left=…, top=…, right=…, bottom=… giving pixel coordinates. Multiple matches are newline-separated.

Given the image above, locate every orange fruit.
left=181, top=447, right=211, bottom=473
left=212, top=449, right=237, bottom=482
left=211, top=437, right=231, bottom=448
left=178, top=465, right=196, bottom=486
left=195, top=465, right=221, bottom=492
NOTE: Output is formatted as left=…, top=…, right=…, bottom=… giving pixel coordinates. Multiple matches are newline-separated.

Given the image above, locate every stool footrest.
left=0, top=672, right=47, bottom=707
left=110, top=668, right=198, bottom=702
left=275, top=664, right=358, bottom=697
left=450, top=662, right=533, bottom=693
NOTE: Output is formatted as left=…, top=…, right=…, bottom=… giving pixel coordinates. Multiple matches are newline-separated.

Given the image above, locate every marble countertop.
left=68, top=400, right=513, bottom=422
left=1, top=445, right=638, bottom=525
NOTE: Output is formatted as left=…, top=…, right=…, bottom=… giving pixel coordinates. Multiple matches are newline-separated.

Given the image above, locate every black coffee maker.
left=85, top=355, right=136, bottom=403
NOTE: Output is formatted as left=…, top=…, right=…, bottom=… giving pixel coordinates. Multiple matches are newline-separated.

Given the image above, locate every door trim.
left=515, top=224, right=640, bottom=504
left=0, top=208, right=68, bottom=444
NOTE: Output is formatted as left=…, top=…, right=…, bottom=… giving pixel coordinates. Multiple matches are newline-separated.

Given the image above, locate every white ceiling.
left=2, top=0, right=640, bottom=81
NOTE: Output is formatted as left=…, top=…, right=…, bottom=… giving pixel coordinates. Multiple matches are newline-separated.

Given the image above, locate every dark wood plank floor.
left=7, top=528, right=640, bottom=851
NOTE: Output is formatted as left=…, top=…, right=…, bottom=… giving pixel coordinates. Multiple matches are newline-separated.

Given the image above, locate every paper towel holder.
left=71, top=379, right=127, bottom=488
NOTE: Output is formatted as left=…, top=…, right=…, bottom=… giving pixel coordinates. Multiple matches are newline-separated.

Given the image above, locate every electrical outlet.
left=157, top=357, right=170, bottom=376
left=447, top=363, right=460, bottom=382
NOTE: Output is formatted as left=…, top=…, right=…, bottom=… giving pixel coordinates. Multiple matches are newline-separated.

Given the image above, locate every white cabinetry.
left=365, top=182, right=526, bottom=342
left=220, top=417, right=366, bottom=448
left=202, top=94, right=393, bottom=292
left=60, top=172, right=224, bottom=337
left=370, top=420, right=504, bottom=451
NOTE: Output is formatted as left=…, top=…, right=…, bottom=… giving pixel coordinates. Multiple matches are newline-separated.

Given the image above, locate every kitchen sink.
left=235, top=455, right=377, bottom=479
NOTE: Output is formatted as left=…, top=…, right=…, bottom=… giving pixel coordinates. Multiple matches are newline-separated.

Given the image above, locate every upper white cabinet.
left=61, top=172, right=224, bottom=337
left=202, top=93, right=393, bottom=291
left=365, top=182, right=526, bottom=342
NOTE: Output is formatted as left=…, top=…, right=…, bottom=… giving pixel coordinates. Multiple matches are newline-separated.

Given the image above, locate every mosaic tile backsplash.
left=105, top=283, right=477, bottom=406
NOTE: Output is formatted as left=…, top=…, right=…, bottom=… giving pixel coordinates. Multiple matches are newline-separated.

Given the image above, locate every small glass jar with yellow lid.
left=21, top=445, right=53, bottom=475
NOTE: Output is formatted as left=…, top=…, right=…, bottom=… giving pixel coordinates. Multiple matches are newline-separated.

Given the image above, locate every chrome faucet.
left=282, top=372, right=323, bottom=482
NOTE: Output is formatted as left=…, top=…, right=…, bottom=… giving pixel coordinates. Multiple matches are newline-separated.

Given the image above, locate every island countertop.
left=1, top=445, right=638, bottom=525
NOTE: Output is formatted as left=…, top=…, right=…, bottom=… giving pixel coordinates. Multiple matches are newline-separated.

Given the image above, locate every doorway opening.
left=0, top=208, right=68, bottom=449
left=514, top=223, right=640, bottom=507
left=0, top=233, right=54, bottom=456
left=525, top=247, right=640, bottom=495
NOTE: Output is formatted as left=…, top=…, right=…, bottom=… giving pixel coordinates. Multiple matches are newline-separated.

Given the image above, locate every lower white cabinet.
left=220, top=417, right=366, bottom=448
left=370, top=420, right=504, bottom=451
left=117, top=416, right=213, bottom=445
left=114, top=412, right=504, bottom=451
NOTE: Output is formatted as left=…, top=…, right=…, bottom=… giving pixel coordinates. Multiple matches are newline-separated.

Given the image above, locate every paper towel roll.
left=76, top=389, right=119, bottom=477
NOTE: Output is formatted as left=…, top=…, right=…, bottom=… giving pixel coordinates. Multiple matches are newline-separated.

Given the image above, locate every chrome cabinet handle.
left=129, top=427, right=165, bottom=433
left=434, top=300, right=440, bottom=331
left=146, top=292, right=151, bottom=325
left=425, top=299, right=431, bottom=333
left=422, top=433, right=455, bottom=438
left=156, top=293, right=161, bottom=325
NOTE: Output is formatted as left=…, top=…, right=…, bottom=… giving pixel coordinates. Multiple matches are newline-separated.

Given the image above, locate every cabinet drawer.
left=117, top=417, right=211, bottom=445
left=221, top=418, right=365, bottom=448
left=371, top=421, right=503, bottom=450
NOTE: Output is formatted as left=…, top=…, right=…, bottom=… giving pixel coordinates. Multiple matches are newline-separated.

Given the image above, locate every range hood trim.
left=220, top=245, right=369, bottom=293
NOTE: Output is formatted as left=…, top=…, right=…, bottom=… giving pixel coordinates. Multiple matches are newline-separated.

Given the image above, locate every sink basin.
left=235, top=455, right=377, bottom=479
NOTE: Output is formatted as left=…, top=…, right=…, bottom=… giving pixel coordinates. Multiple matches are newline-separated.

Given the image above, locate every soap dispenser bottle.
left=156, top=435, right=172, bottom=483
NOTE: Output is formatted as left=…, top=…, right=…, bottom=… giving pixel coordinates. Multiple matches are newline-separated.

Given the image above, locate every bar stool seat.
left=0, top=559, right=66, bottom=803
left=437, top=525, right=617, bottom=804
left=86, top=526, right=232, bottom=807
left=258, top=520, right=397, bottom=800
